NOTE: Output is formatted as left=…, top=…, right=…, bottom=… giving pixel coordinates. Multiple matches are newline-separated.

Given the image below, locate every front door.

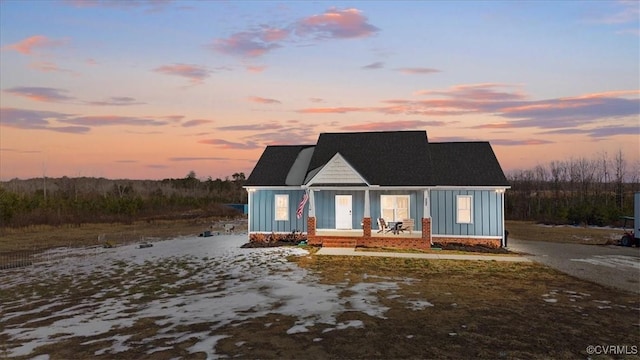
left=335, top=195, right=352, bottom=229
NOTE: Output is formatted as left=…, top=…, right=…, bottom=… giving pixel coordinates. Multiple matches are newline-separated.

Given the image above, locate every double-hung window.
left=275, top=194, right=289, bottom=221
left=456, top=195, right=473, bottom=224
left=380, top=195, right=409, bottom=222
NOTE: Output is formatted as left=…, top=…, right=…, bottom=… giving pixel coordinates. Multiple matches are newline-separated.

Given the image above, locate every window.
left=457, top=195, right=473, bottom=224
left=275, top=194, right=289, bottom=221
left=380, top=195, right=409, bottom=222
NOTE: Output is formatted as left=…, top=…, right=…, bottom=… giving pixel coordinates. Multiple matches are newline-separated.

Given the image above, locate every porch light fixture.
left=495, top=189, right=505, bottom=194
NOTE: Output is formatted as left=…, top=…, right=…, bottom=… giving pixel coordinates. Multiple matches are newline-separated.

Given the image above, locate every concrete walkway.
left=316, top=247, right=531, bottom=262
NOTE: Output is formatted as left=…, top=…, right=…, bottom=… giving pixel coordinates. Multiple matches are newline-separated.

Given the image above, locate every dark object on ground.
left=242, top=231, right=307, bottom=248
left=241, top=240, right=304, bottom=248
left=432, top=242, right=512, bottom=254
left=199, top=230, right=213, bottom=237
left=139, top=242, right=153, bottom=249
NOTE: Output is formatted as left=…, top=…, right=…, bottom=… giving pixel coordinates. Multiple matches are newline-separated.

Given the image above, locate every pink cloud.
left=491, top=139, right=555, bottom=146
left=169, top=156, right=229, bottom=161
left=396, top=67, right=441, bottom=75
left=212, top=29, right=283, bottom=58
left=341, top=120, right=448, bottom=131
left=297, top=83, right=639, bottom=134
left=86, top=96, right=144, bottom=106
left=4, top=87, right=74, bottom=102
left=153, top=63, right=210, bottom=84
left=198, top=139, right=260, bottom=150
left=217, top=122, right=284, bottom=131
left=213, top=8, right=378, bottom=58
left=296, top=8, right=379, bottom=39
left=261, top=27, right=289, bottom=42
left=247, top=96, right=281, bottom=104
left=470, top=122, right=514, bottom=129
left=297, top=106, right=365, bottom=114
left=3, top=35, right=66, bottom=55
left=182, top=119, right=214, bottom=127
left=61, top=115, right=168, bottom=126
left=362, top=61, right=384, bottom=70
left=246, top=65, right=267, bottom=73
left=0, top=107, right=88, bottom=134
left=415, top=83, right=526, bottom=102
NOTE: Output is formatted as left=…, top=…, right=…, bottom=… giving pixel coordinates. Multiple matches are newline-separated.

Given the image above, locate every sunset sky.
left=1, top=0, right=638, bottom=181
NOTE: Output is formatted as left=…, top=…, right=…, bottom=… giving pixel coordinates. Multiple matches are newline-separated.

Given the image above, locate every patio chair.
left=377, top=218, right=389, bottom=233
left=398, top=218, right=414, bottom=234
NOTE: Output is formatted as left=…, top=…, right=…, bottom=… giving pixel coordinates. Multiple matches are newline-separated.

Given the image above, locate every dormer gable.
left=305, top=152, right=368, bottom=186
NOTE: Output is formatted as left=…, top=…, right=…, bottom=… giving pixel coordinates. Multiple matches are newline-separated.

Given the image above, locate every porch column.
left=308, top=189, right=315, bottom=217
left=364, top=189, right=370, bottom=217
left=423, top=189, right=431, bottom=218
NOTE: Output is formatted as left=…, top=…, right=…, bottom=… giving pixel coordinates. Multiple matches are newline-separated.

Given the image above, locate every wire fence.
left=0, top=247, right=104, bottom=271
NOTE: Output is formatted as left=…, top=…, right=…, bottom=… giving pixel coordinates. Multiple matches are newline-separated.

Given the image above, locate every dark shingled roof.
left=245, top=131, right=509, bottom=187
left=307, top=131, right=434, bottom=186
left=429, top=142, right=509, bottom=186
left=244, top=145, right=314, bottom=186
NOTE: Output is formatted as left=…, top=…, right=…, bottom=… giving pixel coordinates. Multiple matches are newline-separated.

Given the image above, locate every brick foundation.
left=356, top=237, right=430, bottom=250
left=432, top=236, right=501, bottom=248
left=307, top=217, right=321, bottom=246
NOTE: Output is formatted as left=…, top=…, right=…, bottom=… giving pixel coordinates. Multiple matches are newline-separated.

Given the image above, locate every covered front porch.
left=308, top=216, right=432, bottom=249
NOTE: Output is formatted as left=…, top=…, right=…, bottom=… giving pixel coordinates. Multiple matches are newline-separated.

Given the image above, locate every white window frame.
left=380, top=195, right=410, bottom=222
left=274, top=194, right=289, bottom=221
left=456, top=195, right=473, bottom=224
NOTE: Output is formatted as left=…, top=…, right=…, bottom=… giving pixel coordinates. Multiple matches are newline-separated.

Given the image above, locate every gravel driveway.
left=507, top=238, right=640, bottom=294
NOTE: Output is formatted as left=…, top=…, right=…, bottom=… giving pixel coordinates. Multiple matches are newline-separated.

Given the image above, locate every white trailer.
left=620, top=192, right=640, bottom=247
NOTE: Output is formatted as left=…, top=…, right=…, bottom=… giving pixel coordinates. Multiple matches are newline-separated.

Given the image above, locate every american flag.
left=296, top=191, right=309, bottom=219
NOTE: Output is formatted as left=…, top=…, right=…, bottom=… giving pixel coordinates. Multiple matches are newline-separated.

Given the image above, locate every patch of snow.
left=187, top=334, right=229, bottom=359
left=1, top=234, right=419, bottom=358
left=543, top=298, right=558, bottom=303
left=570, top=255, right=640, bottom=270
left=406, top=300, right=434, bottom=311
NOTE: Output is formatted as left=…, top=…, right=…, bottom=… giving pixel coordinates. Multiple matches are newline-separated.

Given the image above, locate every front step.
left=321, top=237, right=357, bottom=248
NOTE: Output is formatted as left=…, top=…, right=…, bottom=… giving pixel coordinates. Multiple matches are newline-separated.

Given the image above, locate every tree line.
left=0, top=172, right=247, bottom=227
left=505, top=151, right=640, bottom=226
left=2, top=150, right=639, bottom=229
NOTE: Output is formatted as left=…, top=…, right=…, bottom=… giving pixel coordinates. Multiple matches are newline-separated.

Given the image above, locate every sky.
left=0, top=0, right=639, bottom=181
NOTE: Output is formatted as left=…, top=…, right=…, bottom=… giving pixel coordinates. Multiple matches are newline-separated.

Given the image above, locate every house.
left=243, top=130, right=510, bottom=249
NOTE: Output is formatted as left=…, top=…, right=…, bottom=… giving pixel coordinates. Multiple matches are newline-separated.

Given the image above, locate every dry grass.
left=219, top=256, right=640, bottom=359
left=0, top=218, right=246, bottom=253
left=506, top=220, right=623, bottom=245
